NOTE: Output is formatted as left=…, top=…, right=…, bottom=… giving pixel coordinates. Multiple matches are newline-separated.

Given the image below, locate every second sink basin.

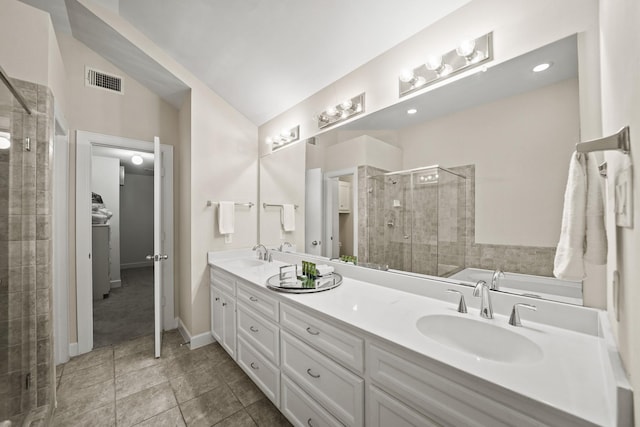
left=416, top=315, right=543, bottom=364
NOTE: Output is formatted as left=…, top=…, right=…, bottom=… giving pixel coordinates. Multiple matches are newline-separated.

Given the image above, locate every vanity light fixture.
left=398, top=32, right=493, bottom=98
left=317, top=93, right=365, bottom=129
left=0, top=131, right=10, bottom=150
left=407, top=108, right=418, bottom=115
left=131, top=154, right=143, bottom=165
left=532, top=62, right=552, bottom=72
left=265, top=125, right=300, bottom=151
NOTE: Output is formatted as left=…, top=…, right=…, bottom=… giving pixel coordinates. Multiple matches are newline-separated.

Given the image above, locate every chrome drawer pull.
left=306, top=327, right=320, bottom=336
left=215, top=297, right=220, bottom=301
left=249, top=296, right=259, bottom=302
left=222, top=302, right=227, bottom=307
left=250, top=362, right=259, bottom=370
left=307, top=418, right=315, bottom=427
left=306, top=368, right=320, bottom=379
left=249, top=326, right=259, bottom=333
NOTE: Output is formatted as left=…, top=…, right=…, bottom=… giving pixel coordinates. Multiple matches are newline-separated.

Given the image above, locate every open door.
left=305, top=168, right=323, bottom=255
left=324, top=177, right=340, bottom=258
left=153, top=136, right=164, bottom=358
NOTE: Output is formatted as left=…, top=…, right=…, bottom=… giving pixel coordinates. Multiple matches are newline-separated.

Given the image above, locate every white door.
left=305, top=168, right=323, bottom=255
left=153, top=136, right=164, bottom=358
left=324, top=178, right=339, bottom=258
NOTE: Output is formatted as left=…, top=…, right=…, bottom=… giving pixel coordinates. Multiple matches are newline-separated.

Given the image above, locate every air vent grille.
left=85, top=67, right=123, bottom=94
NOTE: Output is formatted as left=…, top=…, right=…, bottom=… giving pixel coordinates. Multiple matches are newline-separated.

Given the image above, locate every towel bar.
left=263, top=203, right=299, bottom=209
left=206, top=201, right=254, bottom=207
left=576, top=126, right=630, bottom=154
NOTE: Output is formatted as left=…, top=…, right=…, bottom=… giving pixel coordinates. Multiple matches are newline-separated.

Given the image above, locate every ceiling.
left=19, top=0, right=472, bottom=125
left=92, top=145, right=154, bottom=176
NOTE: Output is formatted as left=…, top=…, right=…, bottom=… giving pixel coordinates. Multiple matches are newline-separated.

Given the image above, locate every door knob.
left=160, top=254, right=168, bottom=260
left=146, top=255, right=155, bottom=261
left=311, top=241, right=321, bottom=246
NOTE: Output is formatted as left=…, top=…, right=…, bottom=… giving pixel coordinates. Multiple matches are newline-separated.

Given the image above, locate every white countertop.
left=209, top=250, right=631, bottom=426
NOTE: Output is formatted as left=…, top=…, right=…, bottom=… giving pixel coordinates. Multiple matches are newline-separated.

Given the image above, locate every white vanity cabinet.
left=210, top=268, right=237, bottom=358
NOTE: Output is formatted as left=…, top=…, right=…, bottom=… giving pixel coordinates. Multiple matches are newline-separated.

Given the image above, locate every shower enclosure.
left=366, top=165, right=467, bottom=276
left=0, top=67, right=56, bottom=425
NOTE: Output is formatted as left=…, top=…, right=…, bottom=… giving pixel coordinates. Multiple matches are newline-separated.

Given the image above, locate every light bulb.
left=265, top=136, right=273, bottom=145
left=280, top=128, right=291, bottom=138
left=425, top=55, right=443, bottom=71
left=355, top=103, right=363, bottom=113
left=533, top=63, right=551, bottom=72
left=399, top=69, right=415, bottom=83
left=326, top=106, right=338, bottom=116
left=341, top=99, right=353, bottom=110
left=456, top=39, right=476, bottom=58
left=0, top=136, right=10, bottom=150
left=341, top=110, right=349, bottom=119
left=131, top=155, right=143, bottom=165
left=407, top=108, right=417, bottom=115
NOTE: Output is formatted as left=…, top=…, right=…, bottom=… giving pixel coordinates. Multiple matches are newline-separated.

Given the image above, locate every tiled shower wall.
left=0, top=78, right=55, bottom=425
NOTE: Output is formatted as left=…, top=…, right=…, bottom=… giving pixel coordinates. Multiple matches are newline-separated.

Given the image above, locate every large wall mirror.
left=260, top=34, right=588, bottom=305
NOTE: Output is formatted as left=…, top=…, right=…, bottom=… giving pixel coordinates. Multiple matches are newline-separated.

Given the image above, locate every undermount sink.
left=227, top=258, right=265, bottom=268
left=416, top=315, right=543, bottom=364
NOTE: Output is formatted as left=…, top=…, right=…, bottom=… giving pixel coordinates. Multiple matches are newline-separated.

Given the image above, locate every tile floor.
left=53, top=330, right=292, bottom=427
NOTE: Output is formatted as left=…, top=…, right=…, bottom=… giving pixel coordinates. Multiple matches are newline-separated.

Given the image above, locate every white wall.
left=91, top=155, right=121, bottom=287
left=120, top=173, right=154, bottom=268
left=400, top=78, right=579, bottom=247
left=322, top=135, right=403, bottom=173
left=599, top=0, right=640, bottom=416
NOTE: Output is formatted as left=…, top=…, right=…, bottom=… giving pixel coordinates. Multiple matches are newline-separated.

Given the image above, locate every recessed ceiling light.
left=0, top=134, right=10, bottom=150
left=407, top=108, right=418, bottom=115
left=131, top=155, right=143, bottom=165
left=532, top=62, right=551, bottom=73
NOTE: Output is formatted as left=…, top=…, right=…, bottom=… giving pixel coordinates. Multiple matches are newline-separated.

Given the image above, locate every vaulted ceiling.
left=19, top=0, right=471, bottom=125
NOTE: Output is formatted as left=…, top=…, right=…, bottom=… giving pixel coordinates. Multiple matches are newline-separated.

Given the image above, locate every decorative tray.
left=266, top=265, right=342, bottom=294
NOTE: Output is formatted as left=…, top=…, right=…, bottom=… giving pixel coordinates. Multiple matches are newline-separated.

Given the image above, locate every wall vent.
left=85, top=66, right=123, bottom=94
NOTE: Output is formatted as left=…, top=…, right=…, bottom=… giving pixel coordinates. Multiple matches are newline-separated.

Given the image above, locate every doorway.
left=323, top=168, right=358, bottom=259
left=75, top=131, right=175, bottom=355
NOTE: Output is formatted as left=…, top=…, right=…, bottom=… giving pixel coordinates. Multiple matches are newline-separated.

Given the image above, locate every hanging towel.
left=218, top=201, right=235, bottom=235
left=554, top=152, right=608, bottom=280
left=584, top=154, right=607, bottom=264
left=281, top=204, right=295, bottom=232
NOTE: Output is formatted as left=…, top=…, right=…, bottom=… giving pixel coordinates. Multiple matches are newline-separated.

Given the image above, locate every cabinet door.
left=210, top=286, right=223, bottom=342
left=221, top=292, right=237, bottom=359
left=368, top=385, right=439, bottom=427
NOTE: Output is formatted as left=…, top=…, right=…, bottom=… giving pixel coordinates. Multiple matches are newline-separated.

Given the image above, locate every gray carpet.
left=93, top=267, right=154, bottom=348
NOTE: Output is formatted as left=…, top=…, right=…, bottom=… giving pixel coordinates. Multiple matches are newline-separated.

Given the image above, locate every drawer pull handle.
left=249, top=326, right=259, bottom=333
left=222, top=302, right=227, bottom=307
left=306, top=327, right=320, bottom=336
left=214, top=297, right=220, bottom=301
left=306, top=368, right=320, bottom=379
left=250, top=362, right=259, bottom=370
left=307, top=418, right=315, bottom=427
left=249, top=296, right=259, bottom=302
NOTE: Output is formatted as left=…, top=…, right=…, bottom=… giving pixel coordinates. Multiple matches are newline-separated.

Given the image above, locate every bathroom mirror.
left=259, top=34, right=586, bottom=305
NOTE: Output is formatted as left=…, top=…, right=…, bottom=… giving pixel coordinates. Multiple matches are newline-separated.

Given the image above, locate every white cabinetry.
left=210, top=268, right=237, bottom=358
left=338, top=181, right=351, bottom=213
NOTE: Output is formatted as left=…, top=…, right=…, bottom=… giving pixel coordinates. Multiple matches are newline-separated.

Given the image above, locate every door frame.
left=323, top=167, right=358, bottom=258
left=75, top=130, right=175, bottom=354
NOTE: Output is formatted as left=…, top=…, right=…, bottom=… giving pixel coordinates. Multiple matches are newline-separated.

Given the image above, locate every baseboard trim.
left=110, top=279, right=122, bottom=289
left=177, top=318, right=214, bottom=350
left=121, top=261, right=154, bottom=270
left=69, top=342, right=79, bottom=357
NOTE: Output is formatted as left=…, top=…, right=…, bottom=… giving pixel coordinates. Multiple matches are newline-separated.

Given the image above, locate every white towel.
left=554, top=152, right=607, bottom=280
left=218, top=201, right=235, bottom=235
left=281, top=204, right=295, bottom=232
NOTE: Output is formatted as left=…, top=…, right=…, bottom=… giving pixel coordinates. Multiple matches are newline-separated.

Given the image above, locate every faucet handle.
left=446, top=289, right=467, bottom=313
left=508, top=303, right=537, bottom=327
left=472, top=280, right=487, bottom=296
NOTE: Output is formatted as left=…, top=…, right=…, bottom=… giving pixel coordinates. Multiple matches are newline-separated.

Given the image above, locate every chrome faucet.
left=252, top=244, right=269, bottom=261
left=491, top=269, right=505, bottom=290
left=279, top=241, right=293, bottom=252
left=473, top=280, right=493, bottom=319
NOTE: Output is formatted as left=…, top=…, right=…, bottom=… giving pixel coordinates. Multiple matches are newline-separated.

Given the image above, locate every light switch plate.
left=615, top=166, right=633, bottom=228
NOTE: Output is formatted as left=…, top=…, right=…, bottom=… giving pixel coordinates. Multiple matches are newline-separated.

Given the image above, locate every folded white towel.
left=554, top=153, right=587, bottom=280
left=218, top=201, right=235, bottom=235
left=315, top=265, right=334, bottom=276
left=554, top=152, right=608, bottom=280
left=584, top=154, right=607, bottom=264
left=282, top=204, right=295, bottom=232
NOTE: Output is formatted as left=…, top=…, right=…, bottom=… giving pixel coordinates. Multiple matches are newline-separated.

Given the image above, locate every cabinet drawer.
left=367, top=343, right=539, bottom=427
left=237, top=281, right=279, bottom=322
left=368, top=385, right=439, bottom=427
left=210, top=268, right=236, bottom=295
left=281, top=374, right=343, bottom=427
left=281, top=331, right=363, bottom=426
left=237, top=336, right=280, bottom=406
left=237, top=302, right=280, bottom=365
left=281, top=303, right=363, bottom=374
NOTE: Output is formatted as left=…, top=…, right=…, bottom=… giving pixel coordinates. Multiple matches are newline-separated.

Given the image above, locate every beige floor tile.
left=115, top=347, right=162, bottom=377
left=52, top=402, right=115, bottom=427
left=204, top=343, right=234, bottom=365
left=246, top=399, right=292, bottom=427
left=55, top=378, right=114, bottom=416
left=228, top=375, right=264, bottom=407
left=170, top=364, right=224, bottom=403
left=134, top=406, right=185, bottom=427
left=114, top=334, right=155, bottom=360
left=161, top=347, right=211, bottom=380
left=58, top=359, right=114, bottom=393
left=213, top=410, right=257, bottom=427
left=115, top=363, right=169, bottom=400
left=63, top=346, right=113, bottom=374
left=217, top=358, right=249, bottom=384
left=116, top=381, right=177, bottom=427
left=179, top=384, right=243, bottom=427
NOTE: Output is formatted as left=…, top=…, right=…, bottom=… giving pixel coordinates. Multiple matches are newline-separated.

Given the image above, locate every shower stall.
left=366, top=165, right=467, bottom=276
left=0, top=67, right=56, bottom=425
